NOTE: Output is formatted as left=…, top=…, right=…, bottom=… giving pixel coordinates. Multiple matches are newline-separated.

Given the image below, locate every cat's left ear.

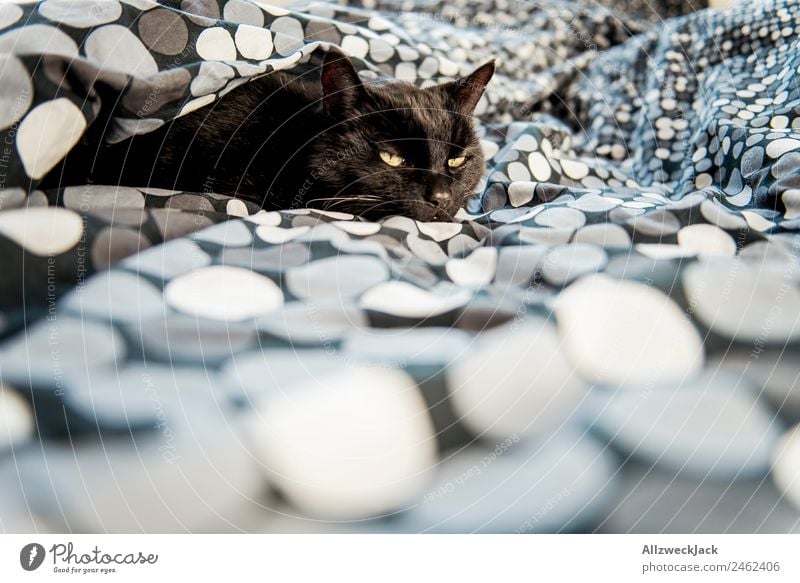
left=446, top=60, right=495, bottom=115
left=321, top=47, right=367, bottom=115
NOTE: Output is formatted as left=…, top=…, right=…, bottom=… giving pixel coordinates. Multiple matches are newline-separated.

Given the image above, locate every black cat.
left=47, top=48, right=495, bottom=221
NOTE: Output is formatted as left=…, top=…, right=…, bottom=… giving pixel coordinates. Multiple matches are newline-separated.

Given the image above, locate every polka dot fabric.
left=1, top=0, right=800, bottom=533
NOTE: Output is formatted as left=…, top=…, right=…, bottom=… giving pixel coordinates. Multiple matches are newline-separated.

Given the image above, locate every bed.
left=0, top=0, right=798, bottom=532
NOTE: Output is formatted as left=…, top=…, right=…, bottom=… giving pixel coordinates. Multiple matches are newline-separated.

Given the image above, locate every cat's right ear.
left=321, top=47, right=366, bottom=115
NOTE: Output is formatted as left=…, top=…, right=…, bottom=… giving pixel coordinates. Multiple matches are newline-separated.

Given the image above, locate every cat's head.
left=307, top=47, right=494, bottom=221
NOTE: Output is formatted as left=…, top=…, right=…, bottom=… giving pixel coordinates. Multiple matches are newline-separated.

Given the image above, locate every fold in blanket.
left=0, top=0, right=798, bottom=533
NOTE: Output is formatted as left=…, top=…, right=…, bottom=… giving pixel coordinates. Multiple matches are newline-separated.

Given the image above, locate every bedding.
left=0, top=0, right=799, bottom=532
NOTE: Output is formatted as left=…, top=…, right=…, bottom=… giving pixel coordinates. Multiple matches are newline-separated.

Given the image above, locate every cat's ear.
left=321, top=47, right=367, bottom=115
left=447, top=60, right=495, bottom=115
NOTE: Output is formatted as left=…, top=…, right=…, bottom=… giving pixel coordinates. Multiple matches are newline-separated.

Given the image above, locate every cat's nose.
left=431, top=191, right=451, bottom=206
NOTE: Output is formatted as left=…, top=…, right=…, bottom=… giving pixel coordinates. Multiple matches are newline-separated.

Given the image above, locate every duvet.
left=0, top=0, right=798, bottom=533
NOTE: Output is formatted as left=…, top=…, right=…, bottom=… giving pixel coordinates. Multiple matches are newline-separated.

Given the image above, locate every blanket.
left=0, top=0, right=799, bottom=533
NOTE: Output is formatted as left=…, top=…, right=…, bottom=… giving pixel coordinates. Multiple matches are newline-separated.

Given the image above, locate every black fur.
left=46, top=48, right=495, bottom=221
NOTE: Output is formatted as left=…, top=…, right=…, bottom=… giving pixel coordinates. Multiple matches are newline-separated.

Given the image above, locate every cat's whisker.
left=354, top=197, right=460, bottom=221
left=304, top=196, right=383, bottom=212
left=305, top=196, right=382, bottom=205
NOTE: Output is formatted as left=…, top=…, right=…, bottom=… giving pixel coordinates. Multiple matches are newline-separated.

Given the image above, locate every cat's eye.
left=448, top=156, right=466, bottom=168
left=379, top=151, right=404, bottom=167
